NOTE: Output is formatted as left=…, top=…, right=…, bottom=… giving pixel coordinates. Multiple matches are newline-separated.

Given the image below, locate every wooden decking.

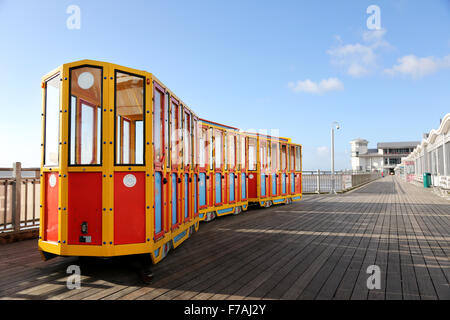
left=0, top=176, right=449, bottom=300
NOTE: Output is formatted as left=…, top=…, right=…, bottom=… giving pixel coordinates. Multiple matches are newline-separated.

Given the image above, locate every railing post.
left=12, top=162, right=22, bottom=233
left=316, top=169, right=321, bottom=194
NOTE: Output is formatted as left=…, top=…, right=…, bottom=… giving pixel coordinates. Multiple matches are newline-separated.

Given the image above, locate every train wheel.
left=161, top=241, right=172, bottom=260
left=233, top=206, right=242, bottom=215
left=205, top=211, right=216, bottom=222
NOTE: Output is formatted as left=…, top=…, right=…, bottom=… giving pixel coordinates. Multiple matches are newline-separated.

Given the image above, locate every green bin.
left=423, top=173, right=431, bottom=188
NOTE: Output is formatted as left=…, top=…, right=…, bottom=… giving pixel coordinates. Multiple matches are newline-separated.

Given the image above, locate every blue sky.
left=0, top=0, right=449, bottom=170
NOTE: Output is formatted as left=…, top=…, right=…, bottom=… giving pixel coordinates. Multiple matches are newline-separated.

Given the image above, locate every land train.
left=39, top=60, right=302, bottom=264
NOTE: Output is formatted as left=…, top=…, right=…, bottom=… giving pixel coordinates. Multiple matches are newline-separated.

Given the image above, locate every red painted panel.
left=68, top=172, right=102, bottom=245
left=248, top=172, right=257, bottom=199
left=44, top=172, right=59, bottom=242
left=222, top=174, right=227, bottom=205
left=114, top=172, right=146, bottom=245
left=296, top=173, right=302, bottom=194
left=208, top=173, right=213, bottom=207
left=164, top=172, right=170, bottom=233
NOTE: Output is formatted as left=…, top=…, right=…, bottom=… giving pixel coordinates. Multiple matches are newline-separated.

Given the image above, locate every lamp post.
left=330, top=121, right=340, bottom=194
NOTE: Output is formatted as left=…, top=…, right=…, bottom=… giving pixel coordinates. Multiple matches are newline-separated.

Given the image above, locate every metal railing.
left=302, top=170, right=380, bottom=193
left=0, top=163, right=40, bottom=235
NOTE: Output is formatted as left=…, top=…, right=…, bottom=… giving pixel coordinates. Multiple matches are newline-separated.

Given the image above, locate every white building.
left=402, top=113, right=450, bottom=188
left=350, top=139, right=419, bottom=174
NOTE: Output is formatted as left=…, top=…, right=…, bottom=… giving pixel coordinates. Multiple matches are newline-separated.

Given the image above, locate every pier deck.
left=0, top=176, right=449, bottom=300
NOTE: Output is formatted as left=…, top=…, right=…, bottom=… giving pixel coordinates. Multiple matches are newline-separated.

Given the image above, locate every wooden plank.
left=0, top=177, right=449, bottom=300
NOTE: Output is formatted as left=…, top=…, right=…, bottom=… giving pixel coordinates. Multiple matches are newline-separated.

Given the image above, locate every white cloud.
left=288, top=77, right=344, bottom=94
left=328, top=29, right=391, bottom=77
left=384, top=54, right=450, bottom=79
left=316, top=146, right=329, bottom=156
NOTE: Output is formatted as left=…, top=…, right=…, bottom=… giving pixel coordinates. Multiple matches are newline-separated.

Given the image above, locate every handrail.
left=0, top=163, right=40, bottom=235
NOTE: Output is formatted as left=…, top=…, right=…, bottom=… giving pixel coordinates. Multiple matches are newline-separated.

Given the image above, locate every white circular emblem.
left=249, top=174, right=254, bottom=179
left=78, top=72, right=94, bottom=90
left=49, top=174, right=57, bottom=188
left=123, top=174, right=137, bottom=188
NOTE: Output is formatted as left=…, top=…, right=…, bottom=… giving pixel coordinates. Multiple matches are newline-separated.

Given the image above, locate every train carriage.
left=38, top=59, right=302, bottom=265
left=247, top=133, right=302, bottom=207
left=197, top=119, right=249, bottom=222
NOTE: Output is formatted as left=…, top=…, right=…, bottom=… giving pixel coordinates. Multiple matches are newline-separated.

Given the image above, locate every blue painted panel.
left=215, top=173, right=221, bottom=203
left=174, top=230, right=187, bottom=243
left=199, top=173, right=206, bottom=206
left=194, top=174, right=198, bottom=213
left=282, top=173, right=286, bottom=194
left=241, top=173, right=246, bottom=199
left=172, top=173, right=177, bottom=225
left=154, top=172, right=162, bottom=234
left=291, top=173, right=295, bottom=193
left=272, top=174, right=277, bottom=195
left=154, top=248, right=160, bottom=258
left=184, top=174, right=189, bottom=218
left=217, top=207, right=234, bottom=215
left=273, top=198, right=285, bottom=204
left=261, top=173, right=266, bottom=196
left=229, top=173, right=235, bottom=202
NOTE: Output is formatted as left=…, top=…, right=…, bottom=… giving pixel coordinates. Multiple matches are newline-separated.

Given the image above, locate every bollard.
left=12, top=162, right=22, bottom=232
left=316, top=169, right=321, bottom=193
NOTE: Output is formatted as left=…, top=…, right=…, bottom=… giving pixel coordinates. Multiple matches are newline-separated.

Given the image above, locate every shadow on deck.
left=0, top=177, right=449, bottom=300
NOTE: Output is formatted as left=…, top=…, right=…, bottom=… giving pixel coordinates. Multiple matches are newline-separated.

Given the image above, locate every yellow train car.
left=38, top=59, right=302, bottom=265
left=197, top=119, right=249, bottom=222
left=247, top=133, right=302, bottom=207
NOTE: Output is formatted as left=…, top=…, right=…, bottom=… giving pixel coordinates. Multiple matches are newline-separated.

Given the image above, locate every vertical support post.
left=443, top=133, right=448, bottom=177
left=330, top=127, right=336, bottom=194
left=316, top=169, right=320, bottom=194
left=12, top=162, right=22, bottom=232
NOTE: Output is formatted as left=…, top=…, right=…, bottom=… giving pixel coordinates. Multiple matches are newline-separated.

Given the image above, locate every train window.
left=214, top=130, right=222, bottom=169
left=171, top=99, right=179, bottom=167
left=276, top=143, right=281, bottom=170
left=236, top=135, right=240, bottom=170
left=69, top=66, right=102, bottom=166
left=153, top=86, right=164, bottom=164
left=199, top=127, right=206, bottom=167
left=184, top=110, right=191, bottom=166
left=248, top=138, right=257, bottom=171
left=179, top=106, right=183, bottom=166
left=165, top=93, right=170, bottom=168
left=290, top=146, right=295, bottom=171
left=281, top=145, right=287, bottom=170
left=122, top=120, right=130, bottom=163
left=260, top=139, right=267, bottom=169
left=44, top=74, right=61, bottom=167
left=209, top=128, right=213, bottom=170
left=192, top=118, right=198, bottom=166
left=241, top=136, right=246, bottom=169
left=229, top=134, right=235, bottom=169
left=268, top=142, right=272, bottom=169
left=135, top=120, right=143, bottom=163
left=224, top=132, right=228, bottom=168
left=114, top=71, right=144, bottom=165
left=271, top=142, right=278, bottom=171
left=295, top=146, right=301, bottom=171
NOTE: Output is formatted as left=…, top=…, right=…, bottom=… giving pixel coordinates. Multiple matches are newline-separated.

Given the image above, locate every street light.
left=330, top=121, right=340, bottom=194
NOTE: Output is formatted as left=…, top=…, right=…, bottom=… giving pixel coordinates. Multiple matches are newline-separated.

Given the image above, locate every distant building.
left=350, top=139, right=419, bottom=174
left=401, top=113, right=450, bottom=188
